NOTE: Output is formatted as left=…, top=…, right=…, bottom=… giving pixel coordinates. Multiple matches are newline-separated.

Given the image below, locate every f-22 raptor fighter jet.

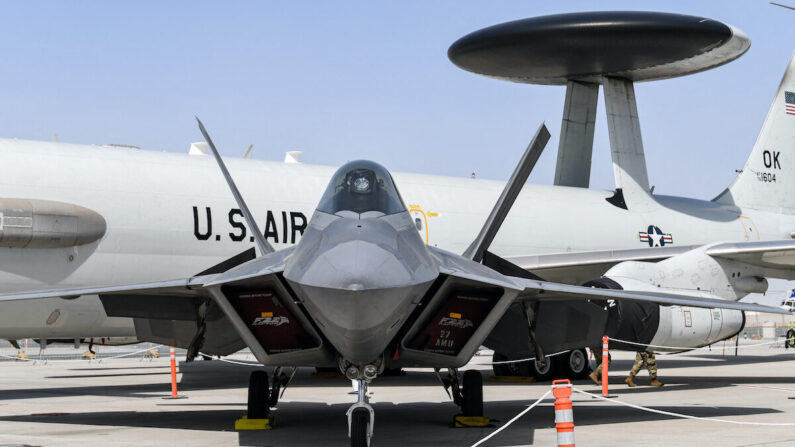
left=0, top=120, right=783, bottom=447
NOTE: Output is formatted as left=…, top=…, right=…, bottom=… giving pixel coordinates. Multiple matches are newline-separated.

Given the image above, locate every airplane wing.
left=705, top=239, right=795, bottom=270
left=431, top=245, right=788, bottom=314
left=504, top=239, right=795, bottom=284
left=0, top=246, right=294, bottom=302
left=513, top=277, right=789, bottom=314
left=0, top=277, right=209, bottom=301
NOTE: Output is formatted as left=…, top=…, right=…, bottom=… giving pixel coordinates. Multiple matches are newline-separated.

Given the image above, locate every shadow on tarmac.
left=0, top=353, right=793, bottom=446
left=0, top=398, right=780, bottom=447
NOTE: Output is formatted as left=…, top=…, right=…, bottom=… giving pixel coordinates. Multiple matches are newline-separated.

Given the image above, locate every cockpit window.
left=317, top=160, right=406, bottom=216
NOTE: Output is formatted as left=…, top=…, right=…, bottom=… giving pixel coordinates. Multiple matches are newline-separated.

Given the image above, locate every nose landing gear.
left=347, top=379, right=374, bottom=447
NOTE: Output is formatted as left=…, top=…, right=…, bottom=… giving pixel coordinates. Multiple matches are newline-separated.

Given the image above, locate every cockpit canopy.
left=317, top=160, right=406, bottom=216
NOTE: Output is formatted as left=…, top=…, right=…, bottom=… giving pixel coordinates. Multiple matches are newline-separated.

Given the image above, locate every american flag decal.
left=786, top=91, right=795, bottom=115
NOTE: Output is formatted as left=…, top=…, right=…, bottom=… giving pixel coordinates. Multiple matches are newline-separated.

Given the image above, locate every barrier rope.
left=469, top=390, right=551, bottom=447
left=0, top=345, right=163, bottom=362
left=96, top=345, right=164, bottom=361
left=197, top=353, right=262, bottom=367
left=475, top=350, right=570, bottom=366
left=571, top=386, right=795, bottom=426
left=607, top=336, right=795, bottom=352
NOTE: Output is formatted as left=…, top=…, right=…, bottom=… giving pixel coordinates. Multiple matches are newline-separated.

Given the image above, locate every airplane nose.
left=285, top=239, right=436, bottom=363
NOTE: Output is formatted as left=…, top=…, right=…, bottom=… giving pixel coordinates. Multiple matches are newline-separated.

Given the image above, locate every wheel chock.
left=81, top=351, right=96, bottom=360
left=487, top=376, right=535, bottom=383
left=15, top=351, right=29, bottom=361
left=235, top=415, right=274, bottom=430
left=453, top=415, right=491, bottom=428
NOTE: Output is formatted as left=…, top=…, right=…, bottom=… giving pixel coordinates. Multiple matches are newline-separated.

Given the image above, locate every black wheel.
left=461, top=370, right=483, bottom=416
left=554, top=349, right=590, bottom=380
left=247, top=370, right=270, bottom=419
left=529, top=357, right=555, bottom=381
left=350, top=407, right=370, bottom=447
left=492, top=352, right=532, bottom=377
left=786, top=329, right=795, bottom=348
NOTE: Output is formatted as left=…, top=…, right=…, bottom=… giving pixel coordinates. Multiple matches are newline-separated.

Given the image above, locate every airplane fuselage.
left=0, top=139, right=790, bottom=338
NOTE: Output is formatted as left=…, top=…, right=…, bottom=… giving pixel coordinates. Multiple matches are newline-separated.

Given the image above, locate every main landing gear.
left=491, top=349, right=591, bottom=381
left=437, top=368, right=488, bottom=427
left=245, top=367, right=295, bottom=421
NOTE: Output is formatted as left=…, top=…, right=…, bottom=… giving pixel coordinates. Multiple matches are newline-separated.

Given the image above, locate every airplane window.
left=415, top=218, right=423, bottom=231
left=317, top=160, right=407, bottom=216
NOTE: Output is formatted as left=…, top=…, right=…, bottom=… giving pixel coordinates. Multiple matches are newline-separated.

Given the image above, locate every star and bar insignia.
left=638, top=225, right=673, bottom=247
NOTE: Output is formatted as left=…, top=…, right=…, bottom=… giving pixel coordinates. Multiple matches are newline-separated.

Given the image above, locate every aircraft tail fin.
left=714, top=53, right=795, bottom=213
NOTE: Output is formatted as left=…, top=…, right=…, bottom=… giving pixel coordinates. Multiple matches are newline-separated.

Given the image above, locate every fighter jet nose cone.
left=287, top=279, right=436, bottom=364
left=282, top=219, right=440, bottom=363
left=346, top=283, right=365, bottom=291
left=291, top=240, right=415, bottom=290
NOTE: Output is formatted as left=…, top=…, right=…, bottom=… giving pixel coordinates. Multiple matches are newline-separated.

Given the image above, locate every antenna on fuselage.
left=195, top=117, right=274, bottom=256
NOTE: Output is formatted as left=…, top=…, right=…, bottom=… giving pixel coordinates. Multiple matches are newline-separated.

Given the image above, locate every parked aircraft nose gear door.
left=409, top=207, right=429, bottom=244
left=738, top=216, right=760, bottom=241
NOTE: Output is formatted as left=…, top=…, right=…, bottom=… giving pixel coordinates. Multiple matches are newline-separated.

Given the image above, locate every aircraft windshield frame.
left=316, top=160, right=406, bottom=216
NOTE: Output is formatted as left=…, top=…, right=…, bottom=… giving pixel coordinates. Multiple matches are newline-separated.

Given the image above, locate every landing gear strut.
left=437, top=368, right=486, bottom=420
left=268, top=367, right=295, bottom=407
left=347, top=379, right=374, bottom=447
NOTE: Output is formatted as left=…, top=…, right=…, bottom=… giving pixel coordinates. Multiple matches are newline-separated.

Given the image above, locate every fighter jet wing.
left=513, top=277, right=789, bottom=314
left=0, top=246, right=294, bottom=302
left=503, top=245, right=698, bottom=284
left=0, top=276, right=215, bottom=302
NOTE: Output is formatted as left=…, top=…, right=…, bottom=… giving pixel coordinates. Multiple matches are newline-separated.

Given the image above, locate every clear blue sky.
left=0, top=1, right=792, bottom=298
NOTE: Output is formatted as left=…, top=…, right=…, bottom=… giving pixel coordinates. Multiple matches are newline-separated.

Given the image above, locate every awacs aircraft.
left=1, top=9, right=795, bottom=399
left=0, top=118, right=784, bottom=446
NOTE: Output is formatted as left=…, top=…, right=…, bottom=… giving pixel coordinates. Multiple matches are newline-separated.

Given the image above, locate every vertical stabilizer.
left=715, top=53, right=795, bottom=214
left=604, top=77, right=655, bottom=211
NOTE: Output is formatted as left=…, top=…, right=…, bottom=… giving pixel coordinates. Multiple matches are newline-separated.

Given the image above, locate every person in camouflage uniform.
left=588, top=352, right=610, bottom=385
left=626, top=351, right=663, bottom=387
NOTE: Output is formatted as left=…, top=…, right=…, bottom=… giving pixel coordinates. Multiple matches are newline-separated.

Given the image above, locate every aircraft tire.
left=461, top=370, right=484, bottom=416
left=350, top=407, right=370, bottom=447
left=529, top=357, right=556, bottom=381
left=554, top=349, right=590, bottom=380
left=247, top=370, right=270, bottom=419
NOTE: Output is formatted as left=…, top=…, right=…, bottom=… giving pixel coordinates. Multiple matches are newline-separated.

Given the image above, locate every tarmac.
left=0, top=343, right=794, bottom=446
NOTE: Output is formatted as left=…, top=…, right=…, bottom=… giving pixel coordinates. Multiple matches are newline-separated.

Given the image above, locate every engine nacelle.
left=587, top=276, right=744, bottom=352
left=650, top=304, right=744, bottom=350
